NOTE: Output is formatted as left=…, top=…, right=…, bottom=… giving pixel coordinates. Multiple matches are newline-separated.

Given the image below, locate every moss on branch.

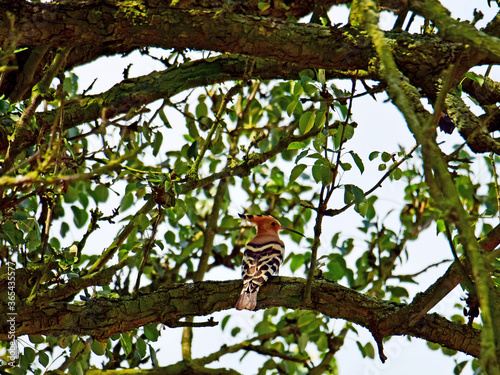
left=0, top=276, right=481, bottom=358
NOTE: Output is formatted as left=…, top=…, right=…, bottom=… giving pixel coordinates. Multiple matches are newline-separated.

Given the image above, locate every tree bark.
left=0, top=276, right=480, bottom=358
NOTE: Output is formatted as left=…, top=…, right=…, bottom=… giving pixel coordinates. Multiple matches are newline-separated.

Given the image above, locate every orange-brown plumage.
left=235, top=214, right=303, bottom=311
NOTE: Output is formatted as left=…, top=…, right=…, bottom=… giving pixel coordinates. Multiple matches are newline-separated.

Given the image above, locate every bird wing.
left=241, top=240, right=285, bottom=293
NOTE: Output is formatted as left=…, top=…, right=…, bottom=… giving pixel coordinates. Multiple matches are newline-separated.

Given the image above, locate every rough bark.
left=0, top=0, right=481, bottom=100
left=0, top=276, right=480, bottom=358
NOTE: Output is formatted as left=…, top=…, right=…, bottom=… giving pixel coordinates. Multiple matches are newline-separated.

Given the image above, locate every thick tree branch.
left=10, top=55, right=341, bottom=155
left=446, top=92, right=500, bottom=154
left=0, top=1, right=470, bottom=98
left=409, top=0, right=500, bottom=61
left=394, top=223, right=500, bottom=326
left=1, top=277, right=481, bottom=358
left=360, top=1, right=500, bottom=371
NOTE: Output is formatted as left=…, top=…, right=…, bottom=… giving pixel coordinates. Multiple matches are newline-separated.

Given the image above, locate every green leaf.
left=12, top=212, right=27, bottom=221
left=465, top=72, right=484, bottom=86
left=312, top=165, right=333, bottom=185
left=293, top=81, right=303, bottom=96
left=175, top=199, right=187, bottom=220
left=304, top=83, right=318, bottom=96
left=343, top=124, right=355, bottom=139
left=78, top=192, right=89, bottom=209
left=299, top=111, right=316, bottom=134
left=71, top=205, right=89, bottom=228
left=187, top=140, right=198, bottom=160
left=2, top=221, right=24, bottom=246
left=29, top=335, right=45, bottom=344
left=120, top=333, right=133, bottom=355
left=258, top=1, right=270, bottom=11
left=369, top=151, right=380, bottom=161
left=345, top=184, right=365, bottom=204
left=69, top=362, right=84, bottom=375
left=381, top=152, right=392, bottom=162
left=286, top=97, right=299, bottom=116
left=327, top=253, right=346, bottom=280
left=159, top=107, right=172, bottom=128
left=290, top=164, right=307, bottom=184
left=120, top=192, right=134, bottom=212
left=356, top=341, right=366, bottom=357
left=454, top=360, right=468, bottom=375
left=436, top=219, right=446, bottom=233
left=451, top=314, right=465, bottom=324
left=315, top=109, right=326, bottom=128
left=297, top=312, right=319, bottom=333
left=349, top=151, right=364, bottom=174
left=136, top=338, right=147, bottom=358
left=144, top=324, right=159, bottom=342
left=270, top=167, right=285, bottom=187
left=295, top=149, right=309, bottom=164
left=70, top=340, right=85, bottom=359
left=287, top=141, right=306, bottom=150
left=196, top=100, right=208, bottom=118
left=290, top=253, right=305, bottom=273
left=38, top=350, right=50, bottom=367
left=211, top=127, right=225, bottom=154
left=221, top=315, right=231, bottom=331
left=442, top=346, right=457, bottom=356
left=357, top=342, right=375, bottom=359
left=152, top=131, right=164, bottom=156
left=299, top=69, right=315, bottom=80
left=298, top=332, right=308, bottom=353
left=143, top=121, right=151, bottom=142
left=49, top=237, right=61, bottom=249
left=427, top=341, right=441, bottom=351
left=392, top=167, right=403, bottom=180
left=317, top=69, right=326, bottom=85
left=388, top=286, right=409, bottom=298
left=336, top=102, right=349, bottom=119
left=231, top=327, right=241, bottom=337
left=136, top=213, right=150, bottom=230
left=331, top=232, right=340, bottom=248
left=63, top=72, right=78, bottom=97
left=91, top=339, right=107, bottom=356
left=149, top=344, right=159, bottom=367
left=93, top=184, right=109, bottom=203
left=340, top=162, right=352, bottom=171
left=0, top=99, right=10, bottom=114
left=312, top=132, right=325, bottom=153
left=24, top=347, right=36, bottom=364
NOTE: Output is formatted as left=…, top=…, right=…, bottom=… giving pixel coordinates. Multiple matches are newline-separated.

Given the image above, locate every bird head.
left=238, top=214, right=304, bottom=237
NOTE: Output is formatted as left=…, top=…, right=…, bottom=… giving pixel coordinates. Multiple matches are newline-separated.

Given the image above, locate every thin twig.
left=133, top=208, right=164, bottom=297
left=304, top=73, right=358, bottom=303
left=390, top=259, right=452, bottom=279
left=490, top=151, right=500, bottom=220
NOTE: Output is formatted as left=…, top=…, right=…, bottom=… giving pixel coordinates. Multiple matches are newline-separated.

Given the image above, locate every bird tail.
left=235, top=289, right=258, bottom=310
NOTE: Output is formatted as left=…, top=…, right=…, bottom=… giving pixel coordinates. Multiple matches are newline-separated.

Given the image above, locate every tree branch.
left=1, top=277, right=481, bottom=358
left=0, top=1, right=470, bottom=98
left=409, top=0, right=500, bottom=62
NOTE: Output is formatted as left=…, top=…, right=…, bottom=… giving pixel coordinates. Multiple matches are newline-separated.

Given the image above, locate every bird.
left=235, top=214, right=304, bottom=311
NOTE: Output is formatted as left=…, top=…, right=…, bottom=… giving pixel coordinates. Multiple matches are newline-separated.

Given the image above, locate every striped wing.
left=241, top=240, right=285, bottom=294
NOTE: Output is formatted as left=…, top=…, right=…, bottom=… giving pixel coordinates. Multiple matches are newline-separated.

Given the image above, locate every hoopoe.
left=235, top=214, right=304, bottom=311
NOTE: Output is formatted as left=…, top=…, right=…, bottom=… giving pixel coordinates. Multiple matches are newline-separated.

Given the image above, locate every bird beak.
left=280, top=226, right=305, bottom=237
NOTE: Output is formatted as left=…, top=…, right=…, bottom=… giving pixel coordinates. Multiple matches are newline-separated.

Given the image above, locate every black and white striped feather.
left=235, top=236, right=285, bottom=310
